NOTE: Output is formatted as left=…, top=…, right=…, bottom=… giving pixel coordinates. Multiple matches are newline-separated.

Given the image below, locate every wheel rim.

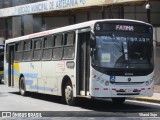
left=65, top=85, right=73, bottom=104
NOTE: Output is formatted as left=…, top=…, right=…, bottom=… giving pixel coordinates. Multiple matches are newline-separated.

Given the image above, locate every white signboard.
left=0, top=0, right=145, bottom=18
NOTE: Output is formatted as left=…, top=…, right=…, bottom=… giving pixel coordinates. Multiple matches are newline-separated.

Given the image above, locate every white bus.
left=4, top=19, right=154, bottom=105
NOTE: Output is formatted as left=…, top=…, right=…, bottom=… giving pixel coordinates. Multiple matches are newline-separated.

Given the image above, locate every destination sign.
left=95, top=22, right=152, bottom=34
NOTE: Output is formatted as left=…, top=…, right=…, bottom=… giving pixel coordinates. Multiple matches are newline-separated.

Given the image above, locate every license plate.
left=125, top=88, right=133, bottom=93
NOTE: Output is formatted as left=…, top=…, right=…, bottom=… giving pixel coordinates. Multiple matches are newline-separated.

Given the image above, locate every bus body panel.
left=90, top=68, right=154, bottom=98
left=41, top=61, right=58, bottom=95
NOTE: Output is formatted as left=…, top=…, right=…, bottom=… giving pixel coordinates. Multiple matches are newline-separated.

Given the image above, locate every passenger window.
left=52, top=34, right=63, bottom=60
left=33, top=38, right=42, bottom=60
left=64, top=32, right=75, bottom=45
left=44, top=36, right=53, bottom=48
left=34, top=39, right=42, bottom=49
left=15, top=42, right=23, bottom=61
left=42, top=36, right=53, bottom=60
left=63, top=32, right=75, bottom=59
left=54, top=35, right=63, bottom=47
left=24, top=41, right=32, bottom=51
left=15, top=42, right=23, bottom=52
left=23, top=40, right=32, bottom=61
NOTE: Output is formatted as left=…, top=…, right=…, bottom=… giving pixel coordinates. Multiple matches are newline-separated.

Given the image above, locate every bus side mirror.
left=90, top=32, right=96, bottom=48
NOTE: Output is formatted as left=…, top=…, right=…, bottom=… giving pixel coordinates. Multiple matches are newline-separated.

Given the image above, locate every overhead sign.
left=0, top=0, right=145, bottom=18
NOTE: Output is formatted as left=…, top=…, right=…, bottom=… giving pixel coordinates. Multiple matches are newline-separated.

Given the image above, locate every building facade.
left=0, top=0, right=160, bottom=43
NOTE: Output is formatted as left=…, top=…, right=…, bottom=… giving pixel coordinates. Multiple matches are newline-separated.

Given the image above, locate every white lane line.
left=126, top=100, right=160, bottom=106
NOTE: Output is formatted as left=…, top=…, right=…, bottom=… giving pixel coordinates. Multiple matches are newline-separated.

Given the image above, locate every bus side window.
left=63, top=32, right=75, bottom=59
left=33, top=38, right=42, bottom=61
left=23, top=40, right=32, bottom=61
left=42, top=35, right=53, bottom=60
left=52, top=34, right=63, bottom=60
left=15, top=42, right=23, bottom=62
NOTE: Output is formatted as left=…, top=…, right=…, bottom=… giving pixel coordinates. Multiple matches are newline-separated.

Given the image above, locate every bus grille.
left=117, top=93, right=140, bottom=95
left=111, top=82, right=144, bottom=85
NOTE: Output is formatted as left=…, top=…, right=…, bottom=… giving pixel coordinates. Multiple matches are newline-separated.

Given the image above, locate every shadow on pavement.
left=9, top=91, right=160, bottom=113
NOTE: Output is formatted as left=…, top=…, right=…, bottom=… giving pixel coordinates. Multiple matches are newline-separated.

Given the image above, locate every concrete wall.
left=45, top=17, right=69, bottom=30
left=23, top=15, right=33, bottom=35
left=0, top=37, right=4, bottom=44
left=12, top=17, right=21, bottom=38
left=33, top=16, right=42, bottom=32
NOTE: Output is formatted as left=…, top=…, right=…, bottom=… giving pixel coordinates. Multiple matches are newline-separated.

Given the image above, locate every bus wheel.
left=19, top=77, right=27, bottom=96
left=112, top=98, right=126, bottom=104
left=65, top=81, right=76, bottom=106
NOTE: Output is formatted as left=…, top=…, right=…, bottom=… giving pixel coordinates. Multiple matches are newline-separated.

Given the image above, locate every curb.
left=128, top=97, right=160, bottom=104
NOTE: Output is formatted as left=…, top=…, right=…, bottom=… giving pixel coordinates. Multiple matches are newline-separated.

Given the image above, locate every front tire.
left=64, top=81, right=77, bottom=106
left=19, top=77, right=27, bottom=96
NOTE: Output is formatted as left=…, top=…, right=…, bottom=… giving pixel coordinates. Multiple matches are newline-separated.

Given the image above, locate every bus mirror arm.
left=90, top=31, right=96, bottom=48
left=91, top=49, right=96, bottom=60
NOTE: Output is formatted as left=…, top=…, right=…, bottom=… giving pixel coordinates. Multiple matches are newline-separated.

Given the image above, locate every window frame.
left=32, top=37, right=43, bottom=61
left=42, top=35, right=53, bottom=61
left=52, top=33, right=63, bottom=61
left=63, top=31, right=76, bottom=60
left=14, top=41, right=23, bottom=62
left=22, top=40, right=32, bottom=62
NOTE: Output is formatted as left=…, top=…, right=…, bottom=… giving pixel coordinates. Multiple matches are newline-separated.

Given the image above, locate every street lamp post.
left=145, top=0, right=151, bottom=23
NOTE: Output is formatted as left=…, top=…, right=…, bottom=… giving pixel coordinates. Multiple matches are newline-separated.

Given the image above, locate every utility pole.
left=145, top=0, right=151, bottom=23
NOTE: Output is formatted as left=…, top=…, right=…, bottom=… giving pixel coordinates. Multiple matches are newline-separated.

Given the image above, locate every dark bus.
left=0, top=44, right=4, bottom=83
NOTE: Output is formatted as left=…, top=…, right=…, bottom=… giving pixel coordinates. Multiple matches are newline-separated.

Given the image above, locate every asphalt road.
left=0, top=84, right=160, bottom=119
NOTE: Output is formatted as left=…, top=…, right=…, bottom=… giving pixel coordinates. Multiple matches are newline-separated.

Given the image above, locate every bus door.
left=77, top=28, right=91, bottom=96
left=8, top=44, right=15, bottom=86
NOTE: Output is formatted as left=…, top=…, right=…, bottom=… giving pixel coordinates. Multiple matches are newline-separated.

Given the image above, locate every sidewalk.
left=131, top=85, right=160, bottom=104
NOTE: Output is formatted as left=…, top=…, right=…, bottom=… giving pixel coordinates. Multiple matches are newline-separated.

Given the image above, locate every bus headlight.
left=105, top=81, right=109, bottom=86
left=145, top=79, right=153, bottom=86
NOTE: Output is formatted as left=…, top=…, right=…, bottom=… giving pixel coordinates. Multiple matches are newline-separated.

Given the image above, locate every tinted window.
left=52, top=34, right=63, bottom=60
left=23, top=40, right=32, bottom=61
left=15, top=42, right=23, bottom=61
left=64, top=32, right=75, bottom=45
left=63, top=32, right=75, bottom=59
left=33, top=38, right=42, bottom=60
left=54, top=35, right=63, bottom=47
left=42, top=36, right=53, bottom=60
left=24, top=40, right=32, bottom=51
left=44, top=36, right=53, bottom=48
left=15, top=42, right=23, bottom=52
left=53, top=48, right=63, bottom=60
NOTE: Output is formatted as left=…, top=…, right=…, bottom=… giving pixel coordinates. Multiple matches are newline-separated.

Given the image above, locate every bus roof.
left=5, top=19, right=152, bottom=44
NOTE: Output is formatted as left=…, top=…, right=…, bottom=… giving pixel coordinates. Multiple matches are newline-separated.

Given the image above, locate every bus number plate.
left=125, top=88, right=133, bottom=93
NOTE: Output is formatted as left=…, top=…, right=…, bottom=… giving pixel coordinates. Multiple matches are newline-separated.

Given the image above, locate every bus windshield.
left=92, top=33, right=154, bottom=72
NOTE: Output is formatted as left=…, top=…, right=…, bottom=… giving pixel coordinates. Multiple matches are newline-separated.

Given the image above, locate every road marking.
left=126, top=100, right=160, bottom=106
